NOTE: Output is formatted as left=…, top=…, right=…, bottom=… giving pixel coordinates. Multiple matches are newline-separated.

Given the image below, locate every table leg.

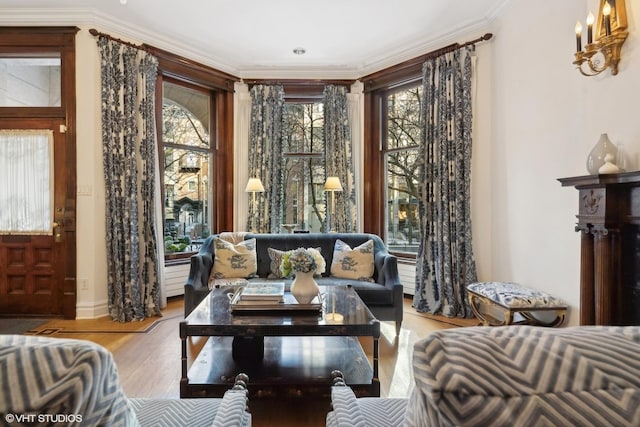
left=373, top=335, right=379, bottom=381
left=180, top=332, right=188, bottom=397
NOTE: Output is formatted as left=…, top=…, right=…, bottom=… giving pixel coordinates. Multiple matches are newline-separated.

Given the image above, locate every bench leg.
left=468, top=293, right=511, bottom=326
left=520, top=310, right=566, bottom=327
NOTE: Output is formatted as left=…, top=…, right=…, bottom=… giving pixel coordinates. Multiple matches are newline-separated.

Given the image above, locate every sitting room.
left=2, top=0, right=640, bottom=426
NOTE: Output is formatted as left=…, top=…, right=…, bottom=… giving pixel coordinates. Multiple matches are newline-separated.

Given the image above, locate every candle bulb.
left=586, top=12, right=594, bottom=44
left=575, top=21, right=583, bottom=52
left=603, top=2, right=611, bottom=36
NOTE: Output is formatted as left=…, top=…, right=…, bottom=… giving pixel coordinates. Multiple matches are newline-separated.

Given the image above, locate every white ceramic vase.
left=291, top=271, right=320, bottom=304
left=587, top=133, right=617, bottom=175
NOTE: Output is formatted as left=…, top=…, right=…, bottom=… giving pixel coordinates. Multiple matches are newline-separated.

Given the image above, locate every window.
left=161, top=80, right=212, bottom=256
left=281, top=102, right=326, bottom=232
left=149, top=44, right=237, bottom=264
left=0, top=56, right=61, bottom=107
left=363, top=57, right=425, bottom=256
left=0, top=130, right=53, bottom=233
left=385, top=85, right=422, bottom=253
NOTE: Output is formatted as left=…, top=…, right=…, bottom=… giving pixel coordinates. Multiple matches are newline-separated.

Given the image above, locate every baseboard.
left=76, top=299, right=109, bottom=319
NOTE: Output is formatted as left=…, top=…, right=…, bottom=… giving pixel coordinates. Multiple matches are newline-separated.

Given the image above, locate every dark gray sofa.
left=184, top=232, right=404, bottom=334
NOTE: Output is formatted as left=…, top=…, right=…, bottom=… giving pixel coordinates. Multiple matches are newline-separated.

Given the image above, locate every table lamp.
left=245, top=177, right=265, bottom=232
left=324, top=176, right=342, bottom=232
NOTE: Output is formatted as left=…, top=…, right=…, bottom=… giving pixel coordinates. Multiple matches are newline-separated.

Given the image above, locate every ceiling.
left=0, top=0, right=510, bottom=79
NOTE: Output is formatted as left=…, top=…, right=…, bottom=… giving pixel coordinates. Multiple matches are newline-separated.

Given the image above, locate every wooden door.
left=0, top=118, right=75, bottom=318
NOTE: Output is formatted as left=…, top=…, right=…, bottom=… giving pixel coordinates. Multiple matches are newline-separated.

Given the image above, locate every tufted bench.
left=466, top=281, right=567, bottom=327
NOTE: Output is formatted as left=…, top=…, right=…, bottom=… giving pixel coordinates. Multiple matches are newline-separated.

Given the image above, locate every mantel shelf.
left=558, top=170, right=640, bottom=187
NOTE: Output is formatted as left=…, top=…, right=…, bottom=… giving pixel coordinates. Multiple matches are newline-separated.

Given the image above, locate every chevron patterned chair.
left=327, top=325, right=640, bottom=427
left=0, top=335, right=251, bottom=427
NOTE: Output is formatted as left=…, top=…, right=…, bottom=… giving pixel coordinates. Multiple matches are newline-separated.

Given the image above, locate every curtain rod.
left=360, top=33, right=493, bottom=91
left=418, top=33, right=493, bottom=62
left=243, top=79, right=355, bottom=86
left=88, top=28, right=149, bottom=52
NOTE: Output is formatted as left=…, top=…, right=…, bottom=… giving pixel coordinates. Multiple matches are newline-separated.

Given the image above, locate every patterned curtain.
left=248, top=85, right=285, bottom=233
left=97, top=38, right=161, bottom=322
left=413, top=47, right=478, bottom=318
left=323, top=85, right=356, bottom=232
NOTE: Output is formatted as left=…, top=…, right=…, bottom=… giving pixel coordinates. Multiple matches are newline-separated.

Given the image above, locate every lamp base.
left=325, top=312, right=344, bottom=323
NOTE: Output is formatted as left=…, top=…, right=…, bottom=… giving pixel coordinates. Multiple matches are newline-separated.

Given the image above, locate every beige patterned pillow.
left=330, top=239, right=374, bottom=281
left=211, top=237, right=257, bottom=279
left=267, top=247, right=323, bottom=278
left=267, top=247, right=289, bottom=279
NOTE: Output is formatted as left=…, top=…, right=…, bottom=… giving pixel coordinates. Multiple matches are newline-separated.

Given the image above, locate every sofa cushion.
left=330, top=239, right=374, bottom=281
left=211, top=237, right=257, bottom=279
left=315, top=278, right=393, bottom=305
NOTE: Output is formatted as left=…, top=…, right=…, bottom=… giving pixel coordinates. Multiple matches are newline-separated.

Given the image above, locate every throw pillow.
left=267, top=247, right=324, bottom=278
left=267, top=247, right=289, bottom=279
left=330, top=239, right=374, bottom=281
left=211, top=237, right=257, bottom=279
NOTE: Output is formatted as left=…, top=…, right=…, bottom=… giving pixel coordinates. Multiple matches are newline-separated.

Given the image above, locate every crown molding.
left=0, top=1, right=508, bottom=80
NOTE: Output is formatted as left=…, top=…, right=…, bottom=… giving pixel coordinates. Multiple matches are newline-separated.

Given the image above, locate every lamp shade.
left=245, top=177, right=265, bottom=193
left=324, top=176, right=343, bottom=192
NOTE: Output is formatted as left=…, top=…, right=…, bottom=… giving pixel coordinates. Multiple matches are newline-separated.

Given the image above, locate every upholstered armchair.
left=327, top=326, right=640, bottom=426
left=0, top=335, right=251, bottom=427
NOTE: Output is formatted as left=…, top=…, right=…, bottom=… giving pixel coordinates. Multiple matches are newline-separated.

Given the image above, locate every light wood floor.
left=34, top=296, right=476, bottom=426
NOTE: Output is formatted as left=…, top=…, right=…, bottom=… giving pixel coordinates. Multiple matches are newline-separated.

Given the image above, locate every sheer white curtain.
left=0, top=130, right=53, bottom=234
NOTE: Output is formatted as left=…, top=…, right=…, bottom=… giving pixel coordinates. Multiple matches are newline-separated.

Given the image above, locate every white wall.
left=487, top=0, right=640, bottom=326
left=75, top=28, right=108, bottom=318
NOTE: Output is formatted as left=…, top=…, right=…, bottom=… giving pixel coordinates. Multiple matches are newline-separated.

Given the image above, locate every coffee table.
left=180, top=284, right=380, bottom=399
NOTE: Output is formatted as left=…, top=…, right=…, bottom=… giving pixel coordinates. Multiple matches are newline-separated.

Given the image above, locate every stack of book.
left=239, top=282, right=285, bottom=303
left=229, top=281, right=322, bottom=313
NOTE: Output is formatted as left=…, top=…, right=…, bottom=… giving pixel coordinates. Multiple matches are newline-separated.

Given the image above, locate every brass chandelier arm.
left=573, top=31, right=628, bottom=77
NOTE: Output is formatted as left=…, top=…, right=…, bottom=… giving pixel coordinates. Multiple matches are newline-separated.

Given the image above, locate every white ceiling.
left=0, top=0, right=510, bottom=79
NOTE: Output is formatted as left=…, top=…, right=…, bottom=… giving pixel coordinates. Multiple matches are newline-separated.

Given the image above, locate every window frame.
left=151, top=47, right=238, bottom=263
left=363, top=58, right=424, bottom=258
left=161, top=77, right=214, bottom=262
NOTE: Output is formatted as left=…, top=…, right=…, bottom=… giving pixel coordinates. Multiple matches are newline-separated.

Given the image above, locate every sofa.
left=0, top=335, right=251, bottom=427
left=184, top=232, right=404, bottom=334
left=327, top=325, right=640, bottom=426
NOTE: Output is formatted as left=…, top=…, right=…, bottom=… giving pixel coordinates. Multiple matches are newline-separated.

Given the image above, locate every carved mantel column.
left=559, top=172, right=640, bottom=326
left=577, top=224, right=595, bottom=325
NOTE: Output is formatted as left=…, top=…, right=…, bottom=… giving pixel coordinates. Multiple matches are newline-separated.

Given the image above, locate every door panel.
left=0, top=118, right=74, bottom=318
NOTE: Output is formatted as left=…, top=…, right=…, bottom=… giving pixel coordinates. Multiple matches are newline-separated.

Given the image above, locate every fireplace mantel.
left=559, top=171, right=640, bottom=325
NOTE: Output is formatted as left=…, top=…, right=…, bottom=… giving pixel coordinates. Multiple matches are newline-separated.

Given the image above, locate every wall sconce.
left=573, top=0, right=628, bottom=76
left=245, top=177, right=264, bottom=232
left=324, top=176, right=343, bottom=233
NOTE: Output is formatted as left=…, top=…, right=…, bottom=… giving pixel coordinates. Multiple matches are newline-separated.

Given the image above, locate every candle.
left=586, top=12, right=594, bottom=44
left=575, top=21, right=583, bottom=52
left=603, top=2, right=611, bottom=36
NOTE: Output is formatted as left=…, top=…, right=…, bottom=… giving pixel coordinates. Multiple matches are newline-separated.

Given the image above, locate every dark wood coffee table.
left=180, top=284, right=380, bottom=399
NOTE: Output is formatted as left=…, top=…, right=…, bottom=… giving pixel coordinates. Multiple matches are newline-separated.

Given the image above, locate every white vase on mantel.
left=291, top=271, right=320, bottom=304
left=599, top=153, right=620, bottom=174
left=587, top=133, right=618, bottom=175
